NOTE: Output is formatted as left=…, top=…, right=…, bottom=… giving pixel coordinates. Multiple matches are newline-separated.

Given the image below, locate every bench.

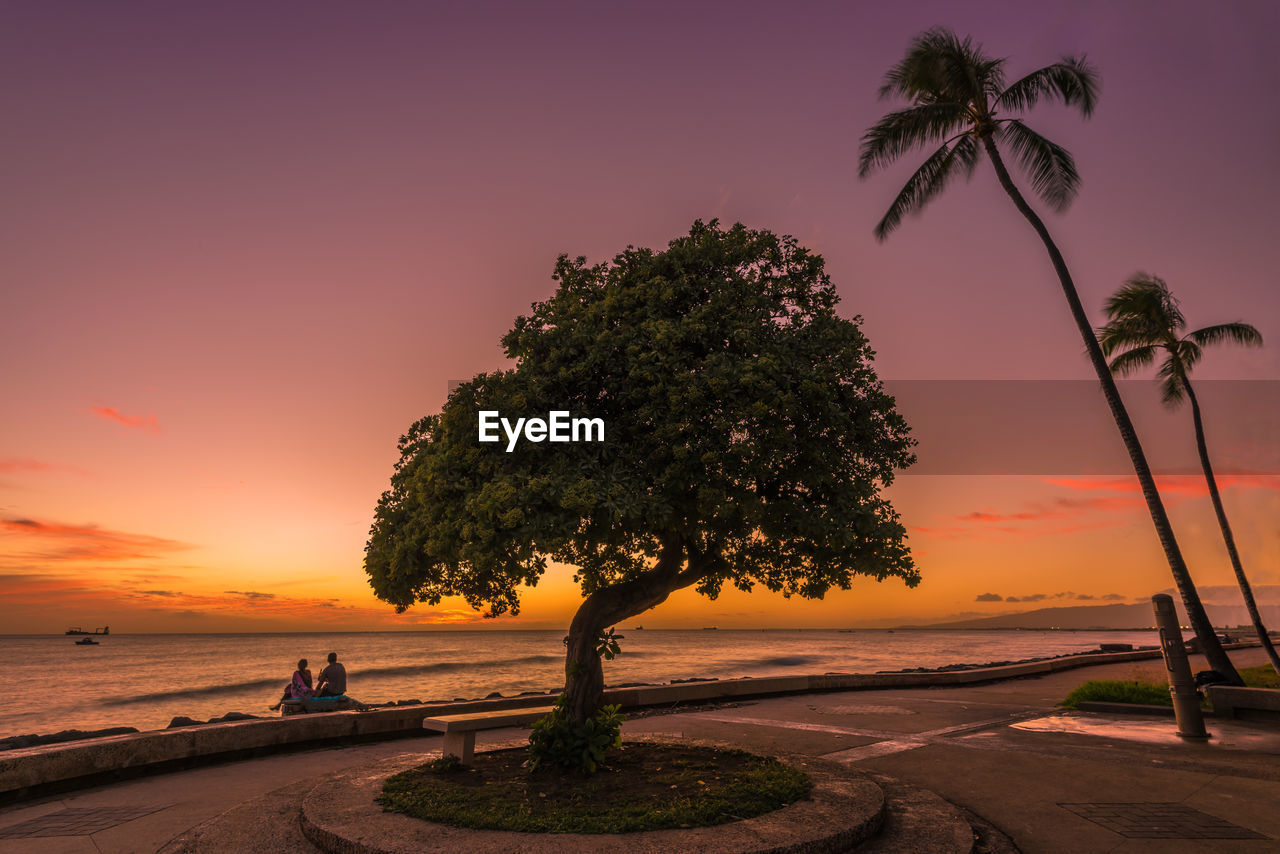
left=421, top=706, right=554, bottom=765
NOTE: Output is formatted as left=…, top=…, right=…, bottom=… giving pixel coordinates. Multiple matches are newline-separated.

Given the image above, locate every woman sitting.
left=269, top=658, right=313, bottom=710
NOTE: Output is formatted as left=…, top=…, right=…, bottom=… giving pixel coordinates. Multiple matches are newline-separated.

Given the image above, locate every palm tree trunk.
left=1182, top=378, right=1280, bottom=672
left=979, top=133, right=1241, bottom=684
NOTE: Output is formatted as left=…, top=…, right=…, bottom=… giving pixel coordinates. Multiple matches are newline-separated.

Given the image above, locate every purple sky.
left=2, top=1, right=1278, bottom=631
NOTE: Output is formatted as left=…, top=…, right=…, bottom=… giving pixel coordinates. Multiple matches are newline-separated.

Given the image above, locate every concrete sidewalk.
left=1, top=647, right=1276, bottom=853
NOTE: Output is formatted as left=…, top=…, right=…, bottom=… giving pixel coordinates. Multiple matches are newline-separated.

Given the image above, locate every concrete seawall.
left=1, top=641, right=1261, bottom=803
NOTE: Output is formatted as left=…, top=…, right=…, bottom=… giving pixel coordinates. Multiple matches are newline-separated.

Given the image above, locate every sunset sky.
left=3, top=1, right=1278, bottom=633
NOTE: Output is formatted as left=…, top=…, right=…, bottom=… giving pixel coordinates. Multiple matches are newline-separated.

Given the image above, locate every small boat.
left=66, top=625, right=109, bottom=636
left=74, top=638, right=99, bottom=645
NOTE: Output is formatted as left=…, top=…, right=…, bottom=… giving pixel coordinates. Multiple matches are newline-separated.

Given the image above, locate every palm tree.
left=859, top=28, right=1241, bottom=682
left=1098, top=274, right=1277, bottom=672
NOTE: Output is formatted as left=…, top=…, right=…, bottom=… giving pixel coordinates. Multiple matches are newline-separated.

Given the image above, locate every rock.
left=485, top=691, right=504, bottom=699
left=168, top=716, right=202, bottom=729
left=208, top=712, right=259, bottom=723
left=0, top=727, right=138, bottom=751
left=396, top=699, right=422, bottom=706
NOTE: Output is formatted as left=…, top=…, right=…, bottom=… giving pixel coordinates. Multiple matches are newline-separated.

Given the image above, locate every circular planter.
left=301, top=742, right=885, bottom=854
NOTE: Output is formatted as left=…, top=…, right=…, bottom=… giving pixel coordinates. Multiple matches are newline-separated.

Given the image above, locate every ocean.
left=1, top=629, right=1161, bottom=738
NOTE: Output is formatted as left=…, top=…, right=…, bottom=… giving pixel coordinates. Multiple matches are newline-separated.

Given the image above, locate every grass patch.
left=1061, top=665, right=1279, bottom=710
left=1240, top=664, right=1280, bottom=689
left=1061, top=679, right=1173, bottom=709
left=377, top=743, right=812, bottom=834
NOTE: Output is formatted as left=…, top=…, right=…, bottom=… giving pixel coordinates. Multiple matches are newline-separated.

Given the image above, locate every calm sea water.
left=0, top=629, right=1160, bottom=738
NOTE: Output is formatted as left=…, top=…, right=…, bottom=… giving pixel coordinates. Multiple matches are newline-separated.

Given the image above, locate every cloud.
left=0, top=458, right=90, bottom=477
left=139, top=589, right=180, bottom=597
left=90, top=406, right=160, bottom=434
left=225, top=590, right=276, bottom=600
left=914, top=494, right=1145, bottom=541
left=1101, top=593, right=1125, bottom=601
left=975, top=592, right=1003, bottom=602
left=1045, top=475, right=1280, bottom=497
left=0, top=517, right=192, bottom=563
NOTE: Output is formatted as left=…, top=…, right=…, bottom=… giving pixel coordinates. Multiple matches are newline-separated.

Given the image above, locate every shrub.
left=1060, top=679, right=1173, bottom=709
left=527, top=698, right=625, bottom=773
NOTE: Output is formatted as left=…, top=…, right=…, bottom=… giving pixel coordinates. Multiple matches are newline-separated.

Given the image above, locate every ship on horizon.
left=65, top=626, right=109, bottom=636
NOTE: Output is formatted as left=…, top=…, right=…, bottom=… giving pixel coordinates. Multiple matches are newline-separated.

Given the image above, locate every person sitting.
left=269, top=658, right=313, bottom=710
left=315, top=651, right=347, bottom=697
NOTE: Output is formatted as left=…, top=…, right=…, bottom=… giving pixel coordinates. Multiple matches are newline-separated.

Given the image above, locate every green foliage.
left=426, top=753, right=464, bottom=773
left=562, top=627, right=626, bottom=661
left=595, top=627, right=624, bottom=660
left=1240, top=664, right=1280, bottom=689
left=859, top=27, right=1099, bottom=239
left=364, top=220, right=918, bottom=618
left=378, top=744, right=812, bottom=834
left=1098, top=273, right=1262, bottom=406
left=1060, top=679, right=1173, bottom=709
left=1062, top=667, right=1278, bottom=710
left=527, top=698, right=625, bottom=773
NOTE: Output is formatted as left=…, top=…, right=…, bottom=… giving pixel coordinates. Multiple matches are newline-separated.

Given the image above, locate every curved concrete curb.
left=299, top=747, right=885, bottom=854
left=2, top=640, right=1264, bottom=803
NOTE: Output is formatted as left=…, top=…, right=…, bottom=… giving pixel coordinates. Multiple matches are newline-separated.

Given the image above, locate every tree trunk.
left=1183, top=379, right=1280, bottom=672
left=979, top=133, right=1241, bottom=684
left=560, top=539, right=699, bottom=722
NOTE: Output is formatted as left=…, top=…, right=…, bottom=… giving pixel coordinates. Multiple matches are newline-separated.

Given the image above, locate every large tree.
left=858, top=28, right=1241, bottom=682
left=365, top=221, right=918, bottom=723
left=1098, top=274, right=1277, bottom=671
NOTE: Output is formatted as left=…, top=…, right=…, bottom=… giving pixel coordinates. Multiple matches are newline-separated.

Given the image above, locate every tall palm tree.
left=859, top=28, right=1240, bottom=682
left=1098, top=274, right=1277, bottom=672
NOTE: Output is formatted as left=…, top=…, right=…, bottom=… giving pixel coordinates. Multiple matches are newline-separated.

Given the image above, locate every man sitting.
left=315, top=651, right=347, bottom=697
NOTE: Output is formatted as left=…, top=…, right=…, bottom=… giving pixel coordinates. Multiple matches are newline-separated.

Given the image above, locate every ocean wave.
left=97, top=654, right=563, bottom=706
left=757, top=655, right=819, bottom=667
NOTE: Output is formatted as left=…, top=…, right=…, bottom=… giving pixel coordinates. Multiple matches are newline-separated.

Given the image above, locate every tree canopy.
left=365, top=222, right=917, bottom=702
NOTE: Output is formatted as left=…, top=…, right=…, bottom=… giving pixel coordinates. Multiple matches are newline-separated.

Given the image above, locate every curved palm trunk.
left=979, top=133, right=1241, bottom=684
left=1182, top=379, right=1280, bottom=672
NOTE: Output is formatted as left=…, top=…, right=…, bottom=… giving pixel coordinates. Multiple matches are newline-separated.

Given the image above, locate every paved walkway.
left=1, top=648, right=1277, bottom=853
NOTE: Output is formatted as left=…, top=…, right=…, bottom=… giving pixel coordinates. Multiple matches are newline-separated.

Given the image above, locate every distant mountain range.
left=925, top=600, right=1280, bottom=630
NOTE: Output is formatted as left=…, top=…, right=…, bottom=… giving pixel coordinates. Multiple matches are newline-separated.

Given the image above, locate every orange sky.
left=3, top=465, right=1277, bottom=633
left=3, top=2, right=1278, bottom=633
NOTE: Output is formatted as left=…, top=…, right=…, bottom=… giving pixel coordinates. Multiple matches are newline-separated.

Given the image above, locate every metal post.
left=1151, top=594, right=1209, bottom=740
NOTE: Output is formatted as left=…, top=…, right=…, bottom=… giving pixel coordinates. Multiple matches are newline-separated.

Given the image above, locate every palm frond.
left=997, top=120, right=1080, bottom=210
left=1105, top=344, right=1158, bottom=377
left=872, top=135, right=980, bottom=241
left=1098, top=317, right=1162, bottom=355
left=1105, top=274, right=1183, bottom=331
left=858, top=103, right=970, bottom=176
left=1155, top=357, right=1189, bottom=406
left=1188, top=321, right=1263, bottom=349
left=995, top=57, right=1100, bottom=117
left=1174, top=338, right=1203, bottom=372
left=879, top=28, right=1002, bottom=105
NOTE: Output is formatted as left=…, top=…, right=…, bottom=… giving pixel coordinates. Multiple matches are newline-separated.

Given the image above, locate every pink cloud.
left=0, top=517, right=191, bottom=562
left=90, top=406, right=160, bottom=434
left=0, top=457, right=91, bottom=477
left=1045, top=475, right=1280, bottom=497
